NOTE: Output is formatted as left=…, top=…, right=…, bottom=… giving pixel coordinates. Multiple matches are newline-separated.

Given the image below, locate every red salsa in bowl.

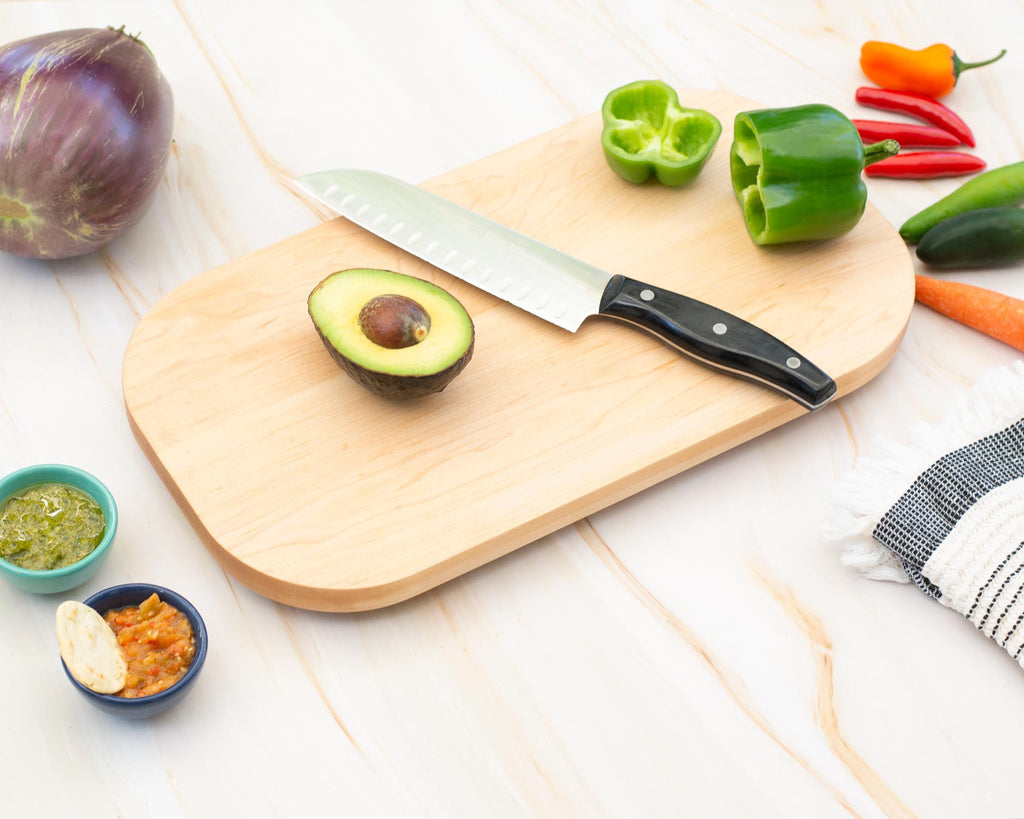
left=104, top=592, right=196, bottom=698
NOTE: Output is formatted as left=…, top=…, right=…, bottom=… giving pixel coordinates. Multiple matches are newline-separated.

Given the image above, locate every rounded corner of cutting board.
left=215, top=554, right=430, bottom=613
left=205, top=537, right=470, bottom=613
left=122, top=404, right=480, bottom=613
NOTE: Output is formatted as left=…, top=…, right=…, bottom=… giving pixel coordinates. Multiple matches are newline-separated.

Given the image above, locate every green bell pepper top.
left=601, top=80, right=722, bottom=186
left=729, top=104, right=899, bottom=245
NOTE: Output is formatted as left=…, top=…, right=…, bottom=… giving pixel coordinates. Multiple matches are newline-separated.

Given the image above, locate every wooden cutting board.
left=122, top=89, right=914, bottom=612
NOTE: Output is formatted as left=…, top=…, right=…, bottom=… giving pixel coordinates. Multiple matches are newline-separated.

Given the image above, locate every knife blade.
left=293, top=169, right=837, bottom=410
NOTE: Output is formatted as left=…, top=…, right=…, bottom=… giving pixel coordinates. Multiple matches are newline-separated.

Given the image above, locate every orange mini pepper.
left=860, top=41, right=1006, bottom=98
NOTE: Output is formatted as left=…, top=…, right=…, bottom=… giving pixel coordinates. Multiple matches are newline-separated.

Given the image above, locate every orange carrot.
left=915, top=274, right=1024, bottom=351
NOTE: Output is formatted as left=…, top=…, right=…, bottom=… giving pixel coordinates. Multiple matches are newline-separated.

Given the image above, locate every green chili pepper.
left=916, top=207, right=1024, bottom=268
left=600, top=80, right=722, bottom=186
left=899, top=161, right=1024, bottom=243
left=729, top=104, right=898, bottom=245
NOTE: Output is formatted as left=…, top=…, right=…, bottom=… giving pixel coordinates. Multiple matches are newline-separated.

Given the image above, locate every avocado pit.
left=358, top=294, right=431, bottom=349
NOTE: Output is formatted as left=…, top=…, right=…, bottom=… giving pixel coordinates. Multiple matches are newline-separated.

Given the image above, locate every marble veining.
left=3, top=1, right=1024, bottom=817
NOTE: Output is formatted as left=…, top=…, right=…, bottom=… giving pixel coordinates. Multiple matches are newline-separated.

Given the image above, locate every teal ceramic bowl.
left=0, top=464, right=118, bottom=594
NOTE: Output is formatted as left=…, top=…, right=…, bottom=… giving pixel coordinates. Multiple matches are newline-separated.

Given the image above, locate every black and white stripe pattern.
left=828, top=362, right=1024, bottom=670
left=872, top=419, right=1024, bottom=600
left=921, top=477, right=1024, bottom=662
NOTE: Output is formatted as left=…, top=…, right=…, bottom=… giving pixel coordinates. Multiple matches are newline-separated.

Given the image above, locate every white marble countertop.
left=4, top=2, right=1024, bottom=817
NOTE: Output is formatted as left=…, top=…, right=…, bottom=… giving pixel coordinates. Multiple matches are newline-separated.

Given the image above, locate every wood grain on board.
left=122, top=90, right=914, bottom=611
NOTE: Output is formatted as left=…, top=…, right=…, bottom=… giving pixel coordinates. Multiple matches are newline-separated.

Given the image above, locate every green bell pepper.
left=601, top=80, right=722, bottom=186
left=729, top=104, right=899, bottom=245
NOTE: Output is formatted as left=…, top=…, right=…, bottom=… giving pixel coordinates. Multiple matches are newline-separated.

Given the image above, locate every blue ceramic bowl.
left=61, top=583, right=208, bottom=719
left=0, top=464, right=118, bottom=594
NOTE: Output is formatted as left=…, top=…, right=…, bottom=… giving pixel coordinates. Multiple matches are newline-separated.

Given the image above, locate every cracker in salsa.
left=56, top=600, right=128, bottom=694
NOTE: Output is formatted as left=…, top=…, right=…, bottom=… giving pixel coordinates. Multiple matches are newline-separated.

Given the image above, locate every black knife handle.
left=598, top=275, right=837, bottom=410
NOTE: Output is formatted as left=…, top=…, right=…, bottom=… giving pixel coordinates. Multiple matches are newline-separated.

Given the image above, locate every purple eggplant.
left=0, top=27, right=173, bottom=259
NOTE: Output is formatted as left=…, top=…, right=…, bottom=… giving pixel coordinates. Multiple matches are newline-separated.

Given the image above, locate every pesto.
left=0, top=482, right=105, bottom=570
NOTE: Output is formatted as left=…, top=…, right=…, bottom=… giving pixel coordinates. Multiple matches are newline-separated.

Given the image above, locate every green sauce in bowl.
left=0, top=482, right=105, bottom=570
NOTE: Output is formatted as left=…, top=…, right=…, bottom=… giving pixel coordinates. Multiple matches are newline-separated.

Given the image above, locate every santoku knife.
left=293, top=169, right=837, bottom=410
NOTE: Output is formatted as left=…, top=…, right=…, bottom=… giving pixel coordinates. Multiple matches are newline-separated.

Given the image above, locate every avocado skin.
left=308, top=268, right=475, bottom=400
left=313, top=322, right=474, bottom=399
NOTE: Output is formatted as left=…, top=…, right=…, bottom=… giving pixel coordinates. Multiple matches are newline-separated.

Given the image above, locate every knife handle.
left=598, top=275, right=837, bottom=410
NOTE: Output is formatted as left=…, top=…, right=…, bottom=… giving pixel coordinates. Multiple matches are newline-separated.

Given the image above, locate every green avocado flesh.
left=308, top=268, right=475, bottom=399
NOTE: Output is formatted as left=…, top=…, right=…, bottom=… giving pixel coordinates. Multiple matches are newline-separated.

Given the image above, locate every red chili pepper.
left=864, top=151, right=987, bottom=179
left=852, top=119, right=960, bottom=148
left=855, top=86, right=975, bottom=147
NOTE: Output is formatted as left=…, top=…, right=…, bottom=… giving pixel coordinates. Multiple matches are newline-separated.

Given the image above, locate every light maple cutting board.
left=123, top=89, right=914, bottom=612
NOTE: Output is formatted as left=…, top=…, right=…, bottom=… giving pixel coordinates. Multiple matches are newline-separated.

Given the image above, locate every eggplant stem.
left=107, top=24, right=145, bottom=46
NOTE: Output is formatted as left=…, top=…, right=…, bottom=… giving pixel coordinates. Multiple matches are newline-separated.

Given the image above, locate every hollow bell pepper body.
left=729, top=104, right=898, bottom=245
left=601, top=80, right=722, bottom=186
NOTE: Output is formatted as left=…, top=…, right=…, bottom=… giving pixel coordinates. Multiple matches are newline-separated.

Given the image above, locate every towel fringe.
left=826, top=360, right=1024, bottom=582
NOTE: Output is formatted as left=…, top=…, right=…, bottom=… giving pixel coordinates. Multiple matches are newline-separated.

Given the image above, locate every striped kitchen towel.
left=826, top=360, right=1024, bottom=668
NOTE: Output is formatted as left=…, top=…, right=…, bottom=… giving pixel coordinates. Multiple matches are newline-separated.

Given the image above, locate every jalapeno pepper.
left=600, top=80, right=722, bottom=186
left=916, top=207, right=1024, bottom=269
left=729, top=104, right=899, bottom=245
left=899, top=161, right=1024, bottom=242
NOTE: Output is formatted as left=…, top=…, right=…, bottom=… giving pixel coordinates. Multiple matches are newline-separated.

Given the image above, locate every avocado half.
left=308, top=268, right=475, bottom=399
